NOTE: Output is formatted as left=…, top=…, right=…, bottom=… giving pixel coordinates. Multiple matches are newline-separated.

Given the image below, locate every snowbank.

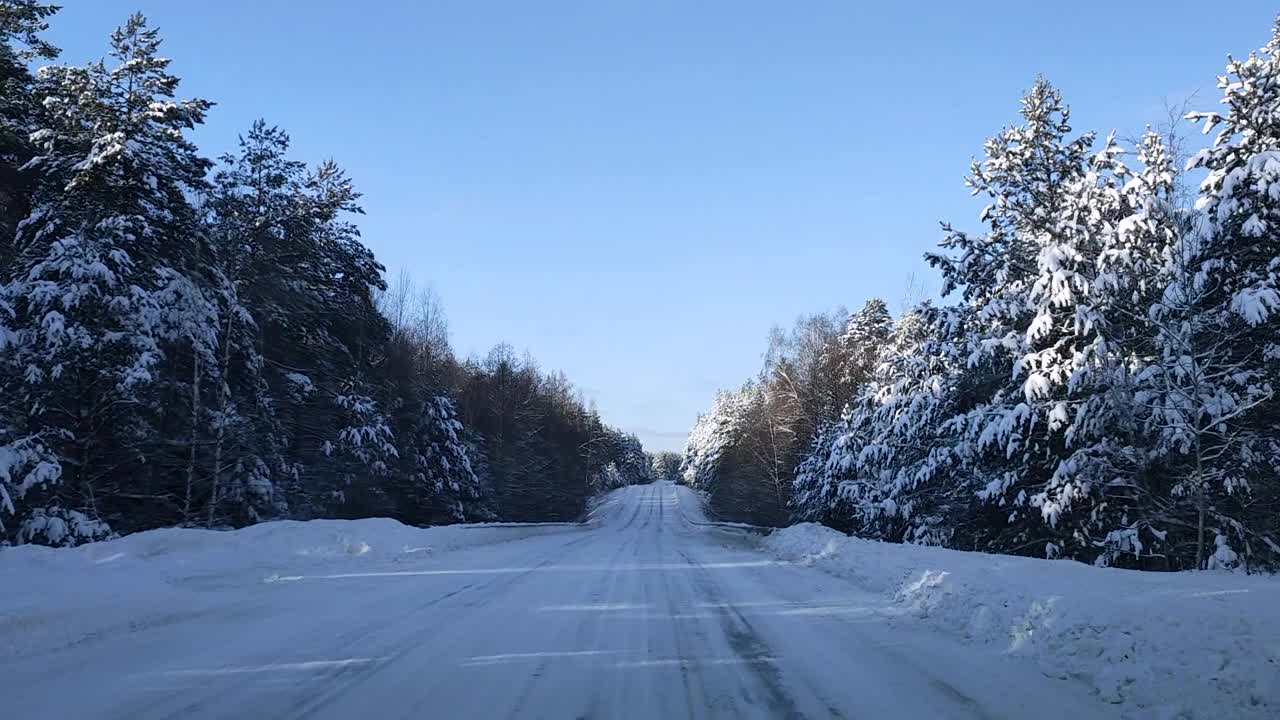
left=763, top=523, right=1280, bottom=720
left=0, top=517, right=586, bottom=661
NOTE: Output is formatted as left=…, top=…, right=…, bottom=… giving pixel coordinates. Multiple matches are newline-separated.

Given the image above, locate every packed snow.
left=0, top=482, right=1135, bottom=719
left=1, top=483, right=1272, bottom=718
left=0, top=517, right=591, bottom=662
left=764, top=522, right=1280, bottom=719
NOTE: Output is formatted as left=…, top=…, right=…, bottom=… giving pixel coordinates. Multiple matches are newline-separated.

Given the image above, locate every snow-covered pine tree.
left=790, top=298, right=894, bottom=529
left=805, top=303, right=969, bottom=544
left=1, top=14, right=215, bottom=544
left=288, top=160, right=396, bottom=517
left=1142, top=22, right=1280, bottom=569
left=790, top=420, right=842, bottom=525
left=830, top=298, right=893, bottom=400
left=651, top=451, right=683, bottom=483
left=926, top=78, right=1098, bottom=558
left=1013, top=130, right=1179, bottom=565
left=377, top=271, right=487, bottom=524
left=457, top=425, right=496, bottom=521
left=615, top=431, right=655, bottom=485
left=0, top=0, right=61, bottom=542
left=203, top=121, right=314, bottom=525
left=323, top=388, right=397, bottom=511
left=584, top=428, right=650, bottom=490
left=858, top=304, right=969, bottom=545
left=0, top=0, right=58, bottom=254
left=680, top=384, right=757, bottom=494
left=1074, top=131, right=1181, bottom=567
left=390, top=392, right=481, bottom=524
left=206, top=117, right=395, bottom=520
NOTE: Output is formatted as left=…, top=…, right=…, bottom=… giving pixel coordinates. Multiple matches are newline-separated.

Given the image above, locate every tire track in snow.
left=500, top=523, right=639, bottom=720
left=676, top=548, right=803, bottom=719
left=285, top=530, right=609, bottom=719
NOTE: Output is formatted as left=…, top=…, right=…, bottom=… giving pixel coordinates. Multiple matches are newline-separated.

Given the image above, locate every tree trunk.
left=208, top=313, right=234, bottom=528
left=183, top=354, right=201, bottom=525
left=1195, top=441, right=1206, bottom=570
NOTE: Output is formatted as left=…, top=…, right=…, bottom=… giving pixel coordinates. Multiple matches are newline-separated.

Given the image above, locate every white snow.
left=0, top=517, right=591, bottom=662
left=763, top=522, right=1280, bottom=719
left=0, top=484, right=1267, bottom=718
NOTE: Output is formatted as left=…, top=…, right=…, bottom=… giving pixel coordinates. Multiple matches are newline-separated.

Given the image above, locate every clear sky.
left=43, top=1, right=1280, bottom=452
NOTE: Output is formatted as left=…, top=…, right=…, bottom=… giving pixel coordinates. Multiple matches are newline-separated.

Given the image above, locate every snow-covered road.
left=5, top=482, right=1115, bottom=719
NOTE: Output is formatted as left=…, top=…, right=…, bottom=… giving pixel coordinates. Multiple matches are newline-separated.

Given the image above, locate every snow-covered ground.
left=0, top=517, right=594, bottom=663
left=0, top=482, right=1268, bottom=718
left=764, top=523, right=1280, bottom=719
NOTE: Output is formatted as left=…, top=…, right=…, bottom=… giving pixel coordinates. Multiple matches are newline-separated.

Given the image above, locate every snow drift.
left=0, top=518, right=587, bottom=661
left=763, top=523, right=1279, bottom=720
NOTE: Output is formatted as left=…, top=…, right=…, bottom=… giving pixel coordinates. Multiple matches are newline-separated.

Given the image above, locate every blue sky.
left=44, top=1, right=1279, bottom=452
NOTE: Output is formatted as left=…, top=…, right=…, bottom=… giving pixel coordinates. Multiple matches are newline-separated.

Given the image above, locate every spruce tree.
left=1144, top=22, right=1280, bottom=568
left=927, top=78, right=1096, bottom=557
left=1, top=14, right=214, bottom=543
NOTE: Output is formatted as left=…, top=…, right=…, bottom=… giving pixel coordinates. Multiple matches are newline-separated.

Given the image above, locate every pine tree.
left=830, top=298, right=893, bottom=399
left=1, top=14, right=214, bottom=543
left=926, top=78, right=1098, bottom=557
left=680, top=384, right=757, bottom=494
left=206, top=118, right=394, bottom=521
left=203, top=121, right=312, bottom=525
left=1014, top=131, right=1178, bottom=564
left=791, top=298, right=894, bottom=529
left=0, top=1, right=59, bottom=254
left=0, top=0, right=61, bottom=542
left=799, top=303, right=970, bottom=544
left=650, top=451, right=683, bottom=484
left=1142, top=22, right=1280, bottom=568
left=790, top=420, right=842, bottom=525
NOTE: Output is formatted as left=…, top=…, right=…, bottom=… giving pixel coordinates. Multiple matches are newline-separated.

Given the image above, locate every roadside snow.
left=763, top=523, right=1280, bottom=720
left=0, top=518, right=587, bottom=661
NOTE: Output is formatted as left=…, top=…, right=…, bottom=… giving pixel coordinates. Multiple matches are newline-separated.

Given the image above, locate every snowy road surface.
left=4, top=482, right=1116, bottom=719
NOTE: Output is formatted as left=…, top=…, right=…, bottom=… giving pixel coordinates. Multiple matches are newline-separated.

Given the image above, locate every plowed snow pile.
left=764, top=523, right=1279, bottom=720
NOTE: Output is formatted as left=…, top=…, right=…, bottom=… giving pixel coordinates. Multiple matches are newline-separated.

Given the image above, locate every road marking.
left=265, top=560, right=789, bottom=583
left=460, top=650, right=621, bottom=666
left=161, top=658, right=380, bottom=676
